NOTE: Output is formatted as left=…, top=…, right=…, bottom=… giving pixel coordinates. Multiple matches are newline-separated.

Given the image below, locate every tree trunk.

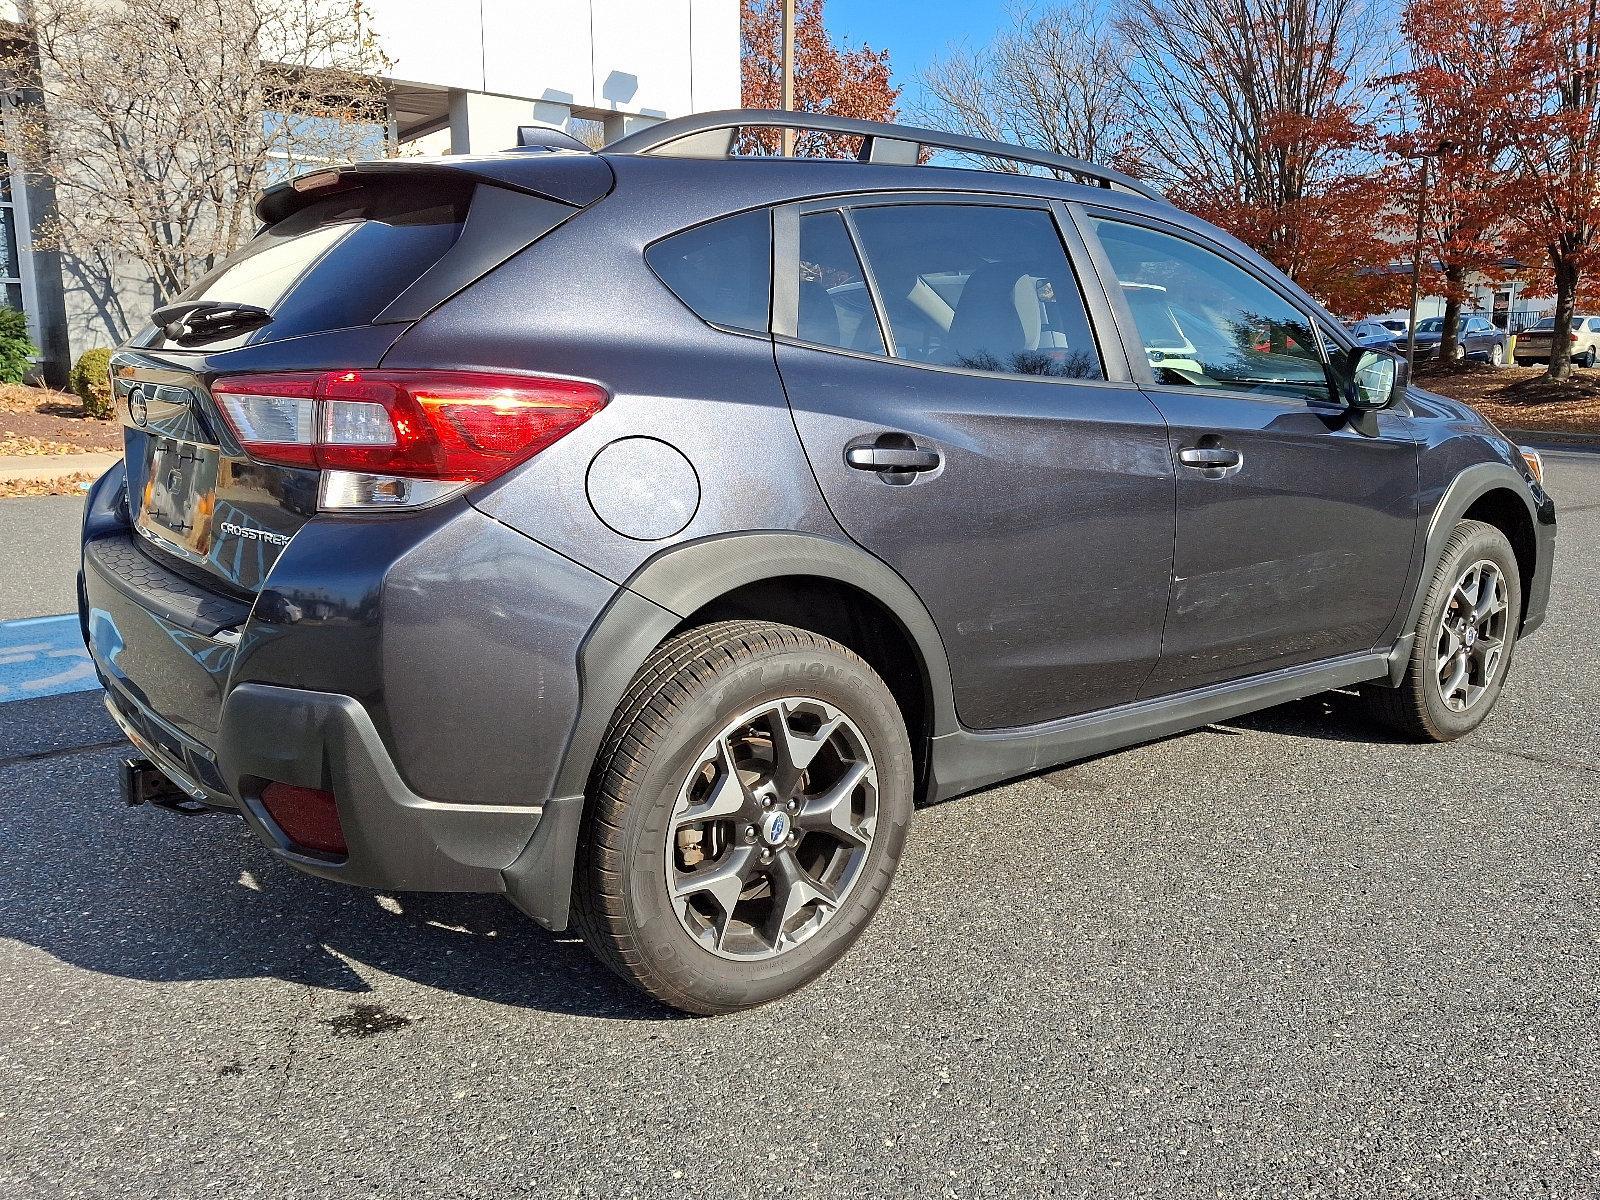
left=1439, top=264, right=1465, bottom=362
left=1549, top=252, right=1580, bottom=381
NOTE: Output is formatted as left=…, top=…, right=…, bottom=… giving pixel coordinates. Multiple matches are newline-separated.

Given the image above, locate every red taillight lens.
left=211, top=370, right=607, bottom=482
left=260, top=782, right=346, bottom=855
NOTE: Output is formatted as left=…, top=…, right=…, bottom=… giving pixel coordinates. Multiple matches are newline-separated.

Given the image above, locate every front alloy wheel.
left=1357, top=518, right=1521, bottom=742
left=667, top=699, right=877, bottom=958
left=1434, top=559, right=1509, bottom=712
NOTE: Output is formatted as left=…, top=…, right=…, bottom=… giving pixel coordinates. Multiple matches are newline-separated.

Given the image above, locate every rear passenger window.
left=797, top=212, right=885, bottom=355
left=844, top=204, right=1104, bottom=379
left=646, top=209, right=771, bottom=333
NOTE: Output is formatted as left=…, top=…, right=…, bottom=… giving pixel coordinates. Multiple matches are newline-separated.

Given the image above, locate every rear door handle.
left=845, top=444, right=942, bottom=473
left=1177, top=445, right=1242, bottom=470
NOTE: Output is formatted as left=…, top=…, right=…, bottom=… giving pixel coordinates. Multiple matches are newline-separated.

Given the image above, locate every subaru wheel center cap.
left=761, top=810, right=791, bottom=846
left=1463, top=626, right=1477, bottom=648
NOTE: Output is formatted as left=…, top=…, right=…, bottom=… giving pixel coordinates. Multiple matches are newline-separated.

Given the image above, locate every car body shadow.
left=1216, top=689, right=1415, bottom=744
left=0, top=752, right=682, bottom=1022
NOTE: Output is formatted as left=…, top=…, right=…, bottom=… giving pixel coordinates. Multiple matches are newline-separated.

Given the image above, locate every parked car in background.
left=1350, top=320, right=1398, bottom=346
left=1403, top=315, right=1508, bottom=365
left=1373, top=317, right=1409, bottom=336
left=1514, top=314, right=1600, bottom=367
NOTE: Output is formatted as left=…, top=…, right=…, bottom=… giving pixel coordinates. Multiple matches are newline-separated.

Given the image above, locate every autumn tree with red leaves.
left=1386, top=4, right=1535, bottom=362
left=1401, top=0, right=1600, bottom=380
left=1118, top=0, right=1406, bottom=317
left=740, top=0, right=899, bottom=157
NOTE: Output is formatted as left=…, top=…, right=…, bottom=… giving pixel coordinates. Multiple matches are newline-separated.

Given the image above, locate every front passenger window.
left=1093, top=218, right=1332, bottom=403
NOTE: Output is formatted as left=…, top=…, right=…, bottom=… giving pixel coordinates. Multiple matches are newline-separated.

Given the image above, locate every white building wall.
left=368, top=0, right=740, bottom=150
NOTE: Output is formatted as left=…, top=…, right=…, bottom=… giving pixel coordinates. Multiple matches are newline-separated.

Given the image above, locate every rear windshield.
left=147, top=179, right=472, bottom=348
left=1529, top=317, right=1582, bottom=331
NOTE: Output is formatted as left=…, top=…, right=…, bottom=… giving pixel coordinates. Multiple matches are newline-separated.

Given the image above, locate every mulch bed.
left=0, top=383, right=123, bottom=456
left=1411, top=362, right=1600, bottom=435
left=0, top=472, right=99, bottom=499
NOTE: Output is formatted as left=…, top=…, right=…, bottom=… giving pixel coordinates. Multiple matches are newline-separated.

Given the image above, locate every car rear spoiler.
left=255, top=152, right=614, bottom=225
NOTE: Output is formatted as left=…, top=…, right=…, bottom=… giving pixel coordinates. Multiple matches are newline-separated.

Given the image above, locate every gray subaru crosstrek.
left=79, top=111, right=1555, bottom=1014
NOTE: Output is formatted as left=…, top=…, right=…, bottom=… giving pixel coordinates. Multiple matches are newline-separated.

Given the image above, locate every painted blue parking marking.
left=0, top=614, right=99, bottom=702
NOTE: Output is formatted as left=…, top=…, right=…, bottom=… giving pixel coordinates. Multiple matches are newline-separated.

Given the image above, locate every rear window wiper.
left=151, top=299, right=273, bottom=342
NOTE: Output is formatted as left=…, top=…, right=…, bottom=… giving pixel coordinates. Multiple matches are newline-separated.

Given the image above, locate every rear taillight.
left=211, top=369, right=606, bottom=510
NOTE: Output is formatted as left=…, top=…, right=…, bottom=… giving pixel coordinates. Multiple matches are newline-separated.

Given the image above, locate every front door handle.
left=845, top=443, right=942, bottom=473
left=1177, top=445, right=1242, bottom=470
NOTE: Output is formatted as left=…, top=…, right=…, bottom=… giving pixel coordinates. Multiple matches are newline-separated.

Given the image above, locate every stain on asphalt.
left=323, top=1002, right=412, bottom=1039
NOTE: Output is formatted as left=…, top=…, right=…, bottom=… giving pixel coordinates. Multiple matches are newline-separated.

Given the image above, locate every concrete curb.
left=0, top=452, right=120, bottom=483
left=1505, top=429, right=1600, bottom=451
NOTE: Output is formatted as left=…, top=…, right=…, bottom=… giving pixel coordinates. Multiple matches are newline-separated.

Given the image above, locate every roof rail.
left=603, top=108, right=1165, bottom=204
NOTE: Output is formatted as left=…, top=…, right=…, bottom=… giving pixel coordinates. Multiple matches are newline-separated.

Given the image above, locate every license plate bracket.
left=137, top=436, right=220, bottom=555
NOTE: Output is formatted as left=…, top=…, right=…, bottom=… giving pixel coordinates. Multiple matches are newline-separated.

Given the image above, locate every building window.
left=0, top=153, right=24, bottom=314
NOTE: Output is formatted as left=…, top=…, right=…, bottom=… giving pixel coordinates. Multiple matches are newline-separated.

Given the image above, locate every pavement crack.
left=1480, top=744, right=1599, bottom=776
left=0, top=738, right=127, bottom=770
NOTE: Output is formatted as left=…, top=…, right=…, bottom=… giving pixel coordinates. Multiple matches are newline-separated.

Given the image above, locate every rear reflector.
left=211, top=369, right=607, bottom=484
left=260, top=782, right=347, bottom=855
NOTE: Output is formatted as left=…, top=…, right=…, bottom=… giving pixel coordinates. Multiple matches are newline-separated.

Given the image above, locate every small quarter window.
left=796, top=211, right=885, bottom=355
left=646, top=209, right=771, bottom=333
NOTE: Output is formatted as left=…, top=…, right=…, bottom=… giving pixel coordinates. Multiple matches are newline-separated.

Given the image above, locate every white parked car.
left=1515, top=314, right=1600, bottom=368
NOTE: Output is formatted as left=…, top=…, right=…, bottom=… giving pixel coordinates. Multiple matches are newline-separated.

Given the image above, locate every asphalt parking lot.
left=2, top=454, right=1596, bottom=1199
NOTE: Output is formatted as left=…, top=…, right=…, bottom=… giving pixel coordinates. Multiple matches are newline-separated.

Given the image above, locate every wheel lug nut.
left=786, top=799, right=797, bottom=812
left=744, top=825, right=756, bottom=840
left=760, top=849, right=772, bottom=862
left=762, top=797, right=774, bottom=809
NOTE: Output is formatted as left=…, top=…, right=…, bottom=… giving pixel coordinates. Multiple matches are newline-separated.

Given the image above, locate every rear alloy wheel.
left=1490, top=343, right=1505, bottom=367
left=667, top=698, right=877, bottom=959
left=573, top=620, right=913, bottom=1014
left=1358, top=519, right=1521, bottom=741
left=1581, top=347, right=1597, bottom=369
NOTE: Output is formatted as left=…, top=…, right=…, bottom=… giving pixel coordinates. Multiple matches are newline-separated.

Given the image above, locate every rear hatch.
left=113, top=154, right=611, bottom=596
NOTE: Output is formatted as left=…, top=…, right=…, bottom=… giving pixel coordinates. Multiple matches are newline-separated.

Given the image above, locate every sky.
left=823, top=0, right=1017, bottom=106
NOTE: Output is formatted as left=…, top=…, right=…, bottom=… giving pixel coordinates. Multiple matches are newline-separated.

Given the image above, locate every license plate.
left=137, top=436, right=220, bottom=556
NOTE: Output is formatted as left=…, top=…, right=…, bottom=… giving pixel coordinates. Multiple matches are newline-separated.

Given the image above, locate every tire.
left=1581, top=348, right=1596, bottom=369
left=1359, top=519, right=1521, bottom=742
left=1490, top=343, right=1504, bottom=367
left=1515, top=357, right=1533, bottom=367
left=572, top=620, right=914, bottom=1015
left=1451, top=343, right=1466, bottom=362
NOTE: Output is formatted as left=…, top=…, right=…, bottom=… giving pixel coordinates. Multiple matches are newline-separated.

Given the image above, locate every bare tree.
left=1, top=0, right=391, bottom=323
left=915, top=2, right=1135, bottom=171
left=1116, top=0, right=1405, bottom=312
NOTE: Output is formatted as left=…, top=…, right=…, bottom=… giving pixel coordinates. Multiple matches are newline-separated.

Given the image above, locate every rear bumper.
left=93, top=646, right=565, bottom=893
left=78, top=462, right=607, bottom=916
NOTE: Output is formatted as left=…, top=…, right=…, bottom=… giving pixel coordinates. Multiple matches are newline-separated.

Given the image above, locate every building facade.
left=1, top=0, right=740, bottom=383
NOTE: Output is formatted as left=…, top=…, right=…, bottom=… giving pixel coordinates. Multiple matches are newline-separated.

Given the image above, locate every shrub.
left=70, top=347, right=116, bottom=419
left=0, top=306, right=37, bottom=385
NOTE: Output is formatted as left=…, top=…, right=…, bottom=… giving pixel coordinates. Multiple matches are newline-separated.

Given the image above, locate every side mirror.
left=1342, top=348, right=1404, bottom=410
